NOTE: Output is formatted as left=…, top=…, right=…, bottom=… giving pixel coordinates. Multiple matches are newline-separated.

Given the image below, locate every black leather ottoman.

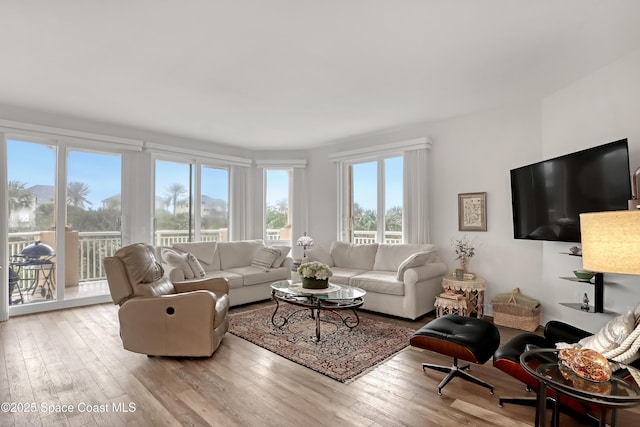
left=410, top=314, right=501, bottom=395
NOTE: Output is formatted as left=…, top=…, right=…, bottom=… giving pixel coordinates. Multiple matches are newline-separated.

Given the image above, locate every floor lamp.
left=580, top=211, right=640, bottom=312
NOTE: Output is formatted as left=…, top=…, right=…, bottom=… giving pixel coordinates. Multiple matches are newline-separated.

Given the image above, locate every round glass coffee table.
left=270, top=280, right=366, bottom=341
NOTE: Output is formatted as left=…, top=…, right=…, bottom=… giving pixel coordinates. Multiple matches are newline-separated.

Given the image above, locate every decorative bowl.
left=573, top=270, right=596, bottom=282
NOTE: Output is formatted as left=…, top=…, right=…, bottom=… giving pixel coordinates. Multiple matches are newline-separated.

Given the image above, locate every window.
left=154, top=159, right=229, bottom=245
left=348, top=156, right=403, bottom=243
left=6, top=138, right=123, bottom=309
left=264, top=169, right=292, bottom=244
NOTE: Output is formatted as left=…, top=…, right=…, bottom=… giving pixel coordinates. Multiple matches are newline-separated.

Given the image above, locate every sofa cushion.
left=578, top=311, right=636, bottom=352
left=173, top=241, right=217, bottom=266
left=330, top=241, right=378, bottom=270
left=396, top=251, right=434, bottom=281
left=218, top=240, right=264, bottom=270
left=204, top=271, right=244, bottom=289
left=373, top=243, right=436, bottom=271
left=306, top=246, right=334, bottom=266
left=329, top=267, right=368, bottom=285
left=251, top=246, right=281, bottom=271
left=349, top=271, right=404, bottom=296
left=225, top=266, right=288, bottom=286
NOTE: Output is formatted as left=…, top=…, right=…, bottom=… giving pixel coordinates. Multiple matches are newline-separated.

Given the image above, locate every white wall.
left=308, top=102, right=544, bottom=316
left=541, top=48, right=640, bottom=331
left=308, top=47, right=640, bottom=331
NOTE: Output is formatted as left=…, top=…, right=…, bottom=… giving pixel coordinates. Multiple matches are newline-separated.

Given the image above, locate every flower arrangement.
left=297, top=261, right=333, bottom=280
left=451, top=235, right=476, bottom=271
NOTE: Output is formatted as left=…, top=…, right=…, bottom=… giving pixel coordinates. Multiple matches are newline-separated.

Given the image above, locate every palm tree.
left=67, top=181, right=92, bottom=209
left=8, top=180, right=33, bottom=215
left=385, top=206, right=403, bottom=231
left=165, top=183, right=187, bottom=215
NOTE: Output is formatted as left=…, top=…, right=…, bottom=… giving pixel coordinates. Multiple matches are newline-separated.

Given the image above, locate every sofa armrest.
left=544, top=320, right=592, bottom=345
left=281, top=256, right=294, bottom=272
left=403, top=262, right=447, bottom=285
left=174, top=277, right=229, bottom=295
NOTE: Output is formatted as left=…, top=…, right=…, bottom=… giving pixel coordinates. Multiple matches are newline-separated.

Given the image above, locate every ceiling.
left=3, top=0, right=640, bottom=150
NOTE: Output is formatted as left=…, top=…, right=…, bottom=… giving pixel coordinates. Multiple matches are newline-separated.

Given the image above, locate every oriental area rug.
left=229, top=305, right=415, bottom=383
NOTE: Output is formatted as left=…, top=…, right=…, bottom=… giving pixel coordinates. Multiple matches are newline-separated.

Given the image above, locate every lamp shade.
left=296, top=232, right=314, bottom=247
left=580, top=211, right=640, bottom=274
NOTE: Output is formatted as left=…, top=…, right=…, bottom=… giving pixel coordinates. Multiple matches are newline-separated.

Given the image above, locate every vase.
left=459, top=258, right=469, bottom=273
left=302, top=277, right=329, bottom=289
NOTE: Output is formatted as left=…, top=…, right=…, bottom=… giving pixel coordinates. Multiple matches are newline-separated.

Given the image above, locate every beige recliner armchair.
left=104, top=243, right=230, bottom=357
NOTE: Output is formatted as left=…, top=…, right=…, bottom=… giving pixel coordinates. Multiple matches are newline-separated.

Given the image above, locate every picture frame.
left=458, top=192, right=487, bottom=231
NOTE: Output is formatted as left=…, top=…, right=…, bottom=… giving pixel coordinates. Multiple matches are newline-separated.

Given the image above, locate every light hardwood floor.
left=1, top=301, right=638, bottom=426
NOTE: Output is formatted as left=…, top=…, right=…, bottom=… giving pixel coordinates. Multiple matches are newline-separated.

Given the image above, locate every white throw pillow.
left=186, top=253, right=206, bottom=278
left=164, top=249, right=195, bottom=280
left=271, top=245, right=291, bottom=267
left=251, top=246, right=281, bottom=271
left=578, top=311, right=636, bottom=353
left=396, top=251, right=433, bottom=281
left=306, top=246, right=334, bottom=266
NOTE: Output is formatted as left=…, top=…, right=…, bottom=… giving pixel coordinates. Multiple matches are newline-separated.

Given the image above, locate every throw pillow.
left=251, top=246, right=281, bottom=271
left=578, top=311, right=636, bottom=353
left=164, top=249, right=195, bottom=280
left=186, top=253, right=206, bottom=278
left=396, top=251, right=433, bottom=281
left=270, top=245, right=291, bottom=268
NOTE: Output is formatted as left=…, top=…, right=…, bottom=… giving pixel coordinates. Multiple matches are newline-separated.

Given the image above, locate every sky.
left=8, top=139, right=402, bottom=211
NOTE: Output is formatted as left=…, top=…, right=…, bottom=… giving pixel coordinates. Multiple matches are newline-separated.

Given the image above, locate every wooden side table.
left=434, top=296, right=468, bottom=317
left=442, top=275, right=486, bottom=318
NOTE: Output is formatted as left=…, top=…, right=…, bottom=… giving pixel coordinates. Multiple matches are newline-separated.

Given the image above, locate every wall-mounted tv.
left=510, top=139, right=631, bottom=243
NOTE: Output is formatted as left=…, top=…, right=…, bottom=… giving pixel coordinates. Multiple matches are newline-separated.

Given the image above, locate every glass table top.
left=521, top=348, right=640, bottom=404
left=271, top=280, right=366, bottom=300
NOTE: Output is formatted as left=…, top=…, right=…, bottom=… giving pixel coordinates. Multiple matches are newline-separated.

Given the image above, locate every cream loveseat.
left=306, top=241, right=447, bottom=320
left=156, top=239, right=292, bottom=307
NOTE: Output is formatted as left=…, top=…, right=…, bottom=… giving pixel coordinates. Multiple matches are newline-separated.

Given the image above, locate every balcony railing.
left=353, top=230, right=403, bottom=244
left=7, top=228, right=402, bottom=284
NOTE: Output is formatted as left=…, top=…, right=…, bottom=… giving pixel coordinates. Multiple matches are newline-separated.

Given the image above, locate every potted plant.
left=451, top=235, right=476, bottom=276
left=297, top=261, right=333, bottom=289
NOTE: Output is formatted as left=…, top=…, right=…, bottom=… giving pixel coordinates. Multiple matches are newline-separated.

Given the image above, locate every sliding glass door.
left=6, top=138, right=123, bottom=310
left=7, top=139, right=58, bottom=305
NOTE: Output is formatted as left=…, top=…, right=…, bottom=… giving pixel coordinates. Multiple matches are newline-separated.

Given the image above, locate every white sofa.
left=156, top=239, right=292, bottom=307
left=306, top=241, right=447, bottom=320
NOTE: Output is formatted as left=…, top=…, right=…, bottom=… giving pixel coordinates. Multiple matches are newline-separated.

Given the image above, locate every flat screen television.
left=510, top=139, right=631, bottom=243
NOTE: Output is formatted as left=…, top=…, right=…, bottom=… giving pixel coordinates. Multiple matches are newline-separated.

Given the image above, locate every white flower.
left=297, top=261, right=333, bottom=279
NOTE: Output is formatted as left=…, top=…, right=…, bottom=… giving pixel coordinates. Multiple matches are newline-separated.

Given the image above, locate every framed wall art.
left=458, top=192, right=487, bottom=231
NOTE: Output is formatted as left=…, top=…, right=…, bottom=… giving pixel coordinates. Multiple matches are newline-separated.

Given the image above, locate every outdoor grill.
left=20, top=240, right=55, bottom=260
left=11, top=240, right=56, bottom=301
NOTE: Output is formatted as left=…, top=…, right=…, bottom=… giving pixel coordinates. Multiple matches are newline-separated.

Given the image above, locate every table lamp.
left=579, top=210, right=640, bottom=312
left=296, top=232, right=314, bottom=258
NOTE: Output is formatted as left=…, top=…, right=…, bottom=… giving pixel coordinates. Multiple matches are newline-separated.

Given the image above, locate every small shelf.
left=560, top=303, right=618, bottom=315
left=560, top=277, right=595, bottom=284
left=559, top=252, right=582, bottom=257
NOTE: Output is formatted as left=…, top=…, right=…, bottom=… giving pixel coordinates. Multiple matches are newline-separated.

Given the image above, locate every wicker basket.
left=491, top=288, right=541, bottom=332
